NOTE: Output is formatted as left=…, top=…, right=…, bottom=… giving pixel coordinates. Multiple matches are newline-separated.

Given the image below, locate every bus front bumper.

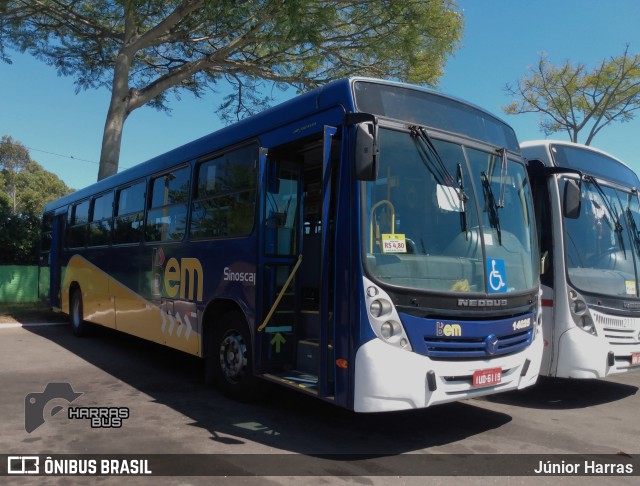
left=353, top=334, right=543, bottom=413
left=556, top=327, right=640, bottom=379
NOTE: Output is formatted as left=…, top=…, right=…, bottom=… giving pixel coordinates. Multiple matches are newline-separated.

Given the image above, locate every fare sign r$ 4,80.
left=382, top=234, right=407, bottom=254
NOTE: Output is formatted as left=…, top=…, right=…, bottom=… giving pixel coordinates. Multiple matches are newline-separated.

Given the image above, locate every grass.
left=0, top=301, right=67, bottom=324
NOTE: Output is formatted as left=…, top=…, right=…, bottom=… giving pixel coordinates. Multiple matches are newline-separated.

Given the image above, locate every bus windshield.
left=551, top=143, right=640, bottom=188
left=363, top=127, right=537, bottom=294
left=562, top=177, right=640, bottom=297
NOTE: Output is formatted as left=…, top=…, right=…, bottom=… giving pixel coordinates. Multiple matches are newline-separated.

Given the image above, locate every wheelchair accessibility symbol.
left=486, top=258, right=507, bottom=293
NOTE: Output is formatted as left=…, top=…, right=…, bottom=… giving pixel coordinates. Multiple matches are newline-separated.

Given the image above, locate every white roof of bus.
left=520, top=139, right=630, bottom=169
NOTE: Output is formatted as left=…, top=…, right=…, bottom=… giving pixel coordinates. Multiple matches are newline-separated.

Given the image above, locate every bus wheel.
left=70, top=288, right=89, bottom=337
left=208, top=312, right=261, bottom=401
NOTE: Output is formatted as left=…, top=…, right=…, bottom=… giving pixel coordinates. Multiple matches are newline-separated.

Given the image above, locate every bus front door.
left=258, top=126, right=338, bottom=399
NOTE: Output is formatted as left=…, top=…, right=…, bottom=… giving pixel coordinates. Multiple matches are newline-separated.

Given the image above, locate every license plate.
left=632, top=353, right=640, bottom=366
left=472, top=367, right=502, bottom=387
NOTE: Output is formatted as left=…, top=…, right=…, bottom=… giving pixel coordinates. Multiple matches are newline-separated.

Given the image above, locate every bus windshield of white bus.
left=551, top=143, right=640, bottom=188
left=561, top=177, right=640, bottom=298
left=363, top=126, right=537, bottom=294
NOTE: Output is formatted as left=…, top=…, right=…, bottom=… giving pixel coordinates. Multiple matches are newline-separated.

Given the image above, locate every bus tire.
left=70, top=288, right=90, bottom=337
left=207, top=311, right=262, bottom=401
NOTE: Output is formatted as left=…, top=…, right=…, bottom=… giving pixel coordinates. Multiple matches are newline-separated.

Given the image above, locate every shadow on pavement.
left=25, top=323, right=513, bottom=457
left=481, top=375, right=638, bottom=410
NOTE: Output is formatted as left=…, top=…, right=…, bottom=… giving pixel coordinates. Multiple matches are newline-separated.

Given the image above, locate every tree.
left=0, top=136, right=72, bottom=264
left=503, top=46, right=640, bottom=145
left=0, top=135, right=30, bottom=213
left=0, top=1, right=463, bottom=180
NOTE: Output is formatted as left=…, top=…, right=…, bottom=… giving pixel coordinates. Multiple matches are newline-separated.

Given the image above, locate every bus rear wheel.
left=70, top=288, right=90, bottom=337
left=207, top=311, right=262, bottom=401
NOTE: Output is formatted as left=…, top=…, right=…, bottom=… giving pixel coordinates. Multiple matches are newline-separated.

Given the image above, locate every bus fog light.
left=400, top=338, right=408, bottom=348
left=366, top=286, right=378, bottom=297
left=381, top=321, right=395, bottom=339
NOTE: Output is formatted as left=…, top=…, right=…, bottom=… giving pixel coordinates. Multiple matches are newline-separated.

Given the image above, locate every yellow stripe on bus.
left=61, top=254, right=201, bottom=356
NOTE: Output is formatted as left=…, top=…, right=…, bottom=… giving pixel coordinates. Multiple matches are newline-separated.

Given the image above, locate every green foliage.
left=0, top=136, right=72, bottom=264
left=0, top=1, right=463, bottom=178
left=2, top=1, right=463, bottom=95
left=0, top=191, right=40, bottom=264
left=503, top=46, right=640, bottom=145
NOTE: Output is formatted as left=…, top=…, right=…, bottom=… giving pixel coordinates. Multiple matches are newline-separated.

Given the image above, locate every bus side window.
left=113, top=181, right=145, bottom=245
left=88, top=191, right=114, bottom=247
left=67, top=199, right=89, bottom=248
left=145, top=166, right=190, bottom=242
left=190, top=144, right=257, bottom=239
left=264, top=163, right=299, bottom=256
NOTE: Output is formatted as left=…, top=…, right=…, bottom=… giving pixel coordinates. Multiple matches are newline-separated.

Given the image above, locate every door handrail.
left=258, top=254, right=303, bottom=332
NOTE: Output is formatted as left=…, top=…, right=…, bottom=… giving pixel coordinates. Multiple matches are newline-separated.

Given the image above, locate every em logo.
left=164, top=257, right=204, bottom=301
left=436, top=322, right=462, bottom=337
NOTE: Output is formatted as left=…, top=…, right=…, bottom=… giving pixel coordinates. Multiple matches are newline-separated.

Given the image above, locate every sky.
left=1, top=0, right=640, bottom=191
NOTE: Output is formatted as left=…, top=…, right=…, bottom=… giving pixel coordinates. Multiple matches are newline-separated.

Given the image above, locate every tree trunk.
left=97, top=51, right=133, bottom=181
left=98, top=98, right=128, bottom=180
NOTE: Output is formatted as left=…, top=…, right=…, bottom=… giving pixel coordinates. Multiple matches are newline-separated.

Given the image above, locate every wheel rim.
left=218, top=330, right=247, bottom=384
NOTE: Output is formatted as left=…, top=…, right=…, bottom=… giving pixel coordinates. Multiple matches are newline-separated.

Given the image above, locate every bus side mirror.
left=563, top=179, right=581, bottom=219
left=354, top=123, right=379, bottom=181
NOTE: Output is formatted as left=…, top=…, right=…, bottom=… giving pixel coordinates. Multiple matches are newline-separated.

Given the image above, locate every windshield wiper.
left=457, top=162, right=469, bottom=235
left=410, top=125, right=469, bottom=201
left=496, top=148, right=509, bottom=208
left=481, top=171, right=502, bottom=245
left=585, top=175, right=626, bottom=257
left=625, top=205, right=640, bottom=258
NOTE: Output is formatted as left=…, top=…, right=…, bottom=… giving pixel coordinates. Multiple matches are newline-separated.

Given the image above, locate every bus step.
left=263, top=371, right=319, bottom=394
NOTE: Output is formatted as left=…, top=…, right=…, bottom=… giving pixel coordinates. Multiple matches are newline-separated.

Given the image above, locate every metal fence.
left=0, top=266, right=41, bottom=303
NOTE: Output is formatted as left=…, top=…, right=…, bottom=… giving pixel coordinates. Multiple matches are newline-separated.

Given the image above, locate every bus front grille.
left=593, top=312, right=640, bottom=346
left=423, top=329, right=533, bottom=359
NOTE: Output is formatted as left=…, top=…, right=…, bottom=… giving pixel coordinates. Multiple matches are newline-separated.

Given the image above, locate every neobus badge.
left=458, top=299, right=508, bottom=307
left=164, top=257, right=204, bottom=301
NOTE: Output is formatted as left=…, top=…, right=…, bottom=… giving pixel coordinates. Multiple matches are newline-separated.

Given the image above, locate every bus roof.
left=45, top=77, right=516, bottom=213
left=521, top=139, right=640, bottom=188
left=521, top=139, right=628, bottom=166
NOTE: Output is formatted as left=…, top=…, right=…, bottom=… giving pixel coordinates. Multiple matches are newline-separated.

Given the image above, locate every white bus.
left=523, top=140, right=640, bottom=378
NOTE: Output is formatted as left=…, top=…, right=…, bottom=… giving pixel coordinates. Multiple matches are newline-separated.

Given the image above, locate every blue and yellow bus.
left=40, top=78, right=543, bottom=412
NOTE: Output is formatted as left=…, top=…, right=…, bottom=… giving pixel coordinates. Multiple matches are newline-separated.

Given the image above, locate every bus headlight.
left=369, top=299, right=392, bottom=318
left=380, top=321, right=394, bottom=339
left=572, top=300, right=587, bottom=314
left=363, top=277, right=413, bottom=351
left=568, top=286, right=597, bottom=336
